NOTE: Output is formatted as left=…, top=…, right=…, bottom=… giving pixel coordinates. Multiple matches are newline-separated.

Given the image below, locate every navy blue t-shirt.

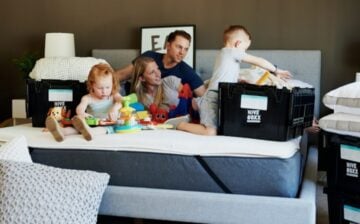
left=141, top=51, right=203, bottom=91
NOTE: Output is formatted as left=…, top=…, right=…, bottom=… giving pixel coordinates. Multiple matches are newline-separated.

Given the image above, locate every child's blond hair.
left=223, top=25, right=252, bottom=45
left=131, top=57, right=164, bottom=107
left=87, top=63, right=119, bottom=95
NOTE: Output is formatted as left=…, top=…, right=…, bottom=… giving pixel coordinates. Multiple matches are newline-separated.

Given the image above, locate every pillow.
left=0, top=159, right=110, bottom=224
left=29, top=57, right=108, bottom=82
left=0, top=135, right=32, bottom=163
left=319, top=112, right=360, bottom=137
left=323, top=82, right=360, bottom=115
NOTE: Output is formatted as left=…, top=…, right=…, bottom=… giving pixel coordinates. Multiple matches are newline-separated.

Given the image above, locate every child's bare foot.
left=45, top=116, right=64, bottom=142
left=72, top=116, right=93, bottom=141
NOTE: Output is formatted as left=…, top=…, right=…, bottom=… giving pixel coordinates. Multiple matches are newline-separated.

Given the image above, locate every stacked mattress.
left=0, top=124, right=305, bottom=197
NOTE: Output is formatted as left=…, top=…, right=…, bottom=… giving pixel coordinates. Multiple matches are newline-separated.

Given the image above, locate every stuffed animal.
left=149, top=104, right=169, bottom=123
left=47, top=105, right=72, bottom=126
left=168, top=83, right=193, bottom=119
left=47, top=106, right=69, bottom=121
left=148, top=83, right=194, bottom=122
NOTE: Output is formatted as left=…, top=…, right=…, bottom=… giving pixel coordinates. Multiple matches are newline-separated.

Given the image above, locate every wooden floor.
left=0, top=118, right=32, bottom=128
left=316, top=171, right=329, bottom=224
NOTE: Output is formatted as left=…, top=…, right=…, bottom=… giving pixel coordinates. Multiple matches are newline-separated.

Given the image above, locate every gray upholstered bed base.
left=92, top=49, right=321, bottom=224
left=92, top=49, right=321, bottom=117
left=99, top=146, right=317, bottom=224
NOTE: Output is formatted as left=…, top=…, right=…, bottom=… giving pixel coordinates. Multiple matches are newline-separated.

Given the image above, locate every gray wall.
left=2, top=0, right=360, bottom=121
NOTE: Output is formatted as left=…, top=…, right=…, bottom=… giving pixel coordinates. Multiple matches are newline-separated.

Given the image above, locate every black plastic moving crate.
left=26, top=79, right=87, bottom=127
left=321, top=131, right=360, bottom=194
left=324, top=187, right=360, bottom=224
left=218, top=83, right=315, bottom=141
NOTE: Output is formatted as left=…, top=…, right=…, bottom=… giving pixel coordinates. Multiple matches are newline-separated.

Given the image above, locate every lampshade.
left=44, top=33, right=75, bottom=57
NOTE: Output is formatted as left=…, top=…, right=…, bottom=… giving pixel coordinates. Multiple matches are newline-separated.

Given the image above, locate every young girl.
left=131, top=56, right=190, bottom=125
left=46, top=63, right=122, bottom=142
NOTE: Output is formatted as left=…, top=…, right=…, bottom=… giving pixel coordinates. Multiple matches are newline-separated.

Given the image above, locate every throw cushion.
left=319, top=112, right=360, bottom=137
left=29, top=57, right=108, bottom=82
left=0, top=160, right=110, bottom=224
left=323, top=82, right=360, bottom=115
left=0, top=135, right=32, bottom=163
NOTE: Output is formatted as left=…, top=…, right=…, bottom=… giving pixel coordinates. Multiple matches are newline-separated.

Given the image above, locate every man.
left=115, top=30, right=206, bottom=97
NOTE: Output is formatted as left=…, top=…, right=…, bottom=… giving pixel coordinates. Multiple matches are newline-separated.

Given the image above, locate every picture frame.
left=141, top=25, right=196, bottom=68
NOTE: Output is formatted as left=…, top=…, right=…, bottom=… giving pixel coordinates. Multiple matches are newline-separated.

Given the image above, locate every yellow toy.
left=256, top=71, right=270, bottom=85
left=114, top=94, right=142, bottom=133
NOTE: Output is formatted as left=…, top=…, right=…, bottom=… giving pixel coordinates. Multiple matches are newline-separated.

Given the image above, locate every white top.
left=207, top=48, right=247, bottom=91
left=86, top=97, right=114, bottom=119
left=143, top=76, right=181, bottom=108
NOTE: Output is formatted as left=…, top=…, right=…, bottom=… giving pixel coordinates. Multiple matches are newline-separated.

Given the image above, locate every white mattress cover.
left=0, top=124, right=300, bottom=159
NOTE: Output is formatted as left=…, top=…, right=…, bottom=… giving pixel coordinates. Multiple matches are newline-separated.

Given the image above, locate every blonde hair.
left=223, top=25, right=251, bottom=44
left=87, top=63, right=119, bottom=95
left=131, top=57, right=164, bottom=107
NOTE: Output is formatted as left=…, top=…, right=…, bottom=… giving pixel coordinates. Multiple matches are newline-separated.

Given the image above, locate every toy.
left=148, top=84, right=193, bottom=123
left=122, top=93, right=138, bottom=104
left=136, top=111, right=150, bottom=121
left=47, top=105, right=69, bottom=121
left=47, top=104, right=72, bottom=127
left=136, top=111, right=173, bottom=130
left=85, top=117, right=100, bottom=126
left=149, top=104, right=169, bottom=123
left=168, top=83, right=193, bottom=119
left=114, top=95, right=142, bottom=133
left=123, top=93, right=145, bottom=111
left=85, top=117, right=116, bottom=126
left=256, top=71, right=270, bottom=85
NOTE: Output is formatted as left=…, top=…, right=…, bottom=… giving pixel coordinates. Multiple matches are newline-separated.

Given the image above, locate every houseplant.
left=13, top=52, right=40, bottom=79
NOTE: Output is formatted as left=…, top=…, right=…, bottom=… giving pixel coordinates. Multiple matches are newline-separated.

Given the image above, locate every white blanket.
left=29, top=57, right=108, bottom=82
left=0, top=124, right=300, bottom=159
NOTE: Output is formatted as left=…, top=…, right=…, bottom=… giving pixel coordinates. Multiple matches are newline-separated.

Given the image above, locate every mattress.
left=0, top=124, right=305, bottom=197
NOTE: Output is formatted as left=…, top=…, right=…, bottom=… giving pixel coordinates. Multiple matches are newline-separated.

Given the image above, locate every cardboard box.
left=218, top=83, right=315, bottom=141
left=26, top=79, right=87, bottom=127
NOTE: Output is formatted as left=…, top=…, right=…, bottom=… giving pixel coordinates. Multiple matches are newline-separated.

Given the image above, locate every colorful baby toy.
left=114, top=94, right=142, bottom=133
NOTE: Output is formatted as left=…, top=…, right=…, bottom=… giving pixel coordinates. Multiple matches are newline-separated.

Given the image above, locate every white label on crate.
left=346, top=162, right=359, bottom=178
left=247, top=110, right=261, bottom=123
left=344, top=205, right=360, bottom=223
left=240, top=94, right=268, bottom=111
left=48, top=89, right=73, bottom=102
left=341, top=144, right=360, bottom=163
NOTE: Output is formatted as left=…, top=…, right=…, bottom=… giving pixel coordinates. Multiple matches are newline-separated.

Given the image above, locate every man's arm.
left=115, top=64, right=134, bottom=82
left=193, top=85, right=206, bottom=97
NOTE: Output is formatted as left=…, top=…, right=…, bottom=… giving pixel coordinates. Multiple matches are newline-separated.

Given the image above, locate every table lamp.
left=44, top=33, right=75, bottom=57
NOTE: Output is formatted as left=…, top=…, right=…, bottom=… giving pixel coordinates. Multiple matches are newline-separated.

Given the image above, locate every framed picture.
left=141, top=25, right=195, bottom=68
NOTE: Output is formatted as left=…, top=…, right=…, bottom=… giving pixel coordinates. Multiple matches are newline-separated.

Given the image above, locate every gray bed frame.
left=93, top=49, right=321, bottom=224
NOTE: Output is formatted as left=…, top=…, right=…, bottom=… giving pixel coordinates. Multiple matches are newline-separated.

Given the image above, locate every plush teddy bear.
left=47, top=106, right=72, bottom=126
